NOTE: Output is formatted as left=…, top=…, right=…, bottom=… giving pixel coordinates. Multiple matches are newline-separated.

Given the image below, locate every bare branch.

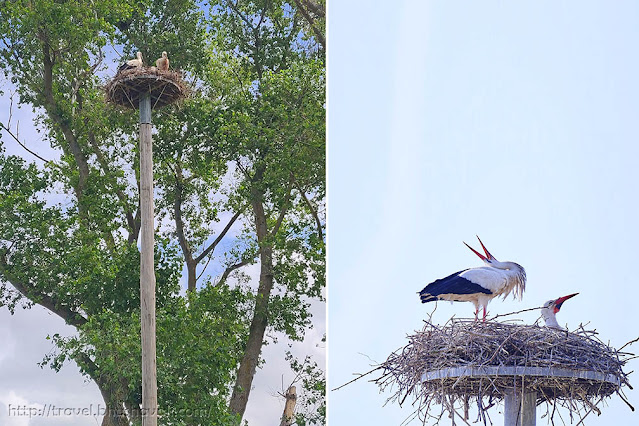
left=1, top=93, right=51, bottom=163
left=293, top=0, right=325, bottom=50
left=0, top=252, right=87, bottom=328
left=195, top=205, right=247, bottom=264
left=229, top=0, right=255, bottom=29
left=256, top=4, right=267, bottom=29
left=488, top=305, right=543, bottom=321
left=331, top=367, right=381, bottom=392
left=41, top=38, right=90, bottom=206
left=172, top=167, right=194, bottom=263
left=291, top=174, right=323, bottom=241
left=0, top=120, right=51, bottom=164
left=87, top=134, right=138, bottom=238
left=236, top=159, right=252, bottom=180
left=616, top=390, right=635, bottom=411
left=269, top=174, right=295, bottom=239
left=618, top=336, right=639, bottom=352
left=216, top=259, right=252, bottom=287
left=301, top=0, right=324, bottom=17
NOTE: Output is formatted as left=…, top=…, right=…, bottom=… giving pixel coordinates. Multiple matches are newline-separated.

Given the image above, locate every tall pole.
left=139, top=90, right=158, bottom=425
left=504, top=390, right=536, bottom=426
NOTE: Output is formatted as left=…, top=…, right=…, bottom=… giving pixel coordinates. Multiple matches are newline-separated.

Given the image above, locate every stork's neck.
left=541, top=307, right=562, bottom=329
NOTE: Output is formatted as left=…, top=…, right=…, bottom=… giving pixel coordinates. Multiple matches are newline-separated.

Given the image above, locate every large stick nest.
left=105, top=67, right=188, bottom=109
left=375, top=318, right=635, bottom=424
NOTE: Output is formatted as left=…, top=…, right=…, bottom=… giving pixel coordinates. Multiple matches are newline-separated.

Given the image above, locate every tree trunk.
left=229, top=189, right=273, bottom=419
left=41, top=37, right=90, bottom=208
left=125, top=398, right=142, bottom=425
left=100, top=403, right=129, bottom=426
left=74, top=353, right=131, bottom=426
left=279, top=386, right=297, bottom=426
left=173, top=172, right=198, bottom=292
left=96, top=383, right=130, bottom=426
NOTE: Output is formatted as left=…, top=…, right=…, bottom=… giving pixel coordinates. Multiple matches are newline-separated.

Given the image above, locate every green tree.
left=203, top=1, right=325, bottom=418
left=293, top=0, right=325, bottom=51
left=0, top=0, right=324, bottom=424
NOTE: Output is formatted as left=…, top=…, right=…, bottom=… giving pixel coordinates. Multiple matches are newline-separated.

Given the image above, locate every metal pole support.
left=139, top=90, right=157, bottom=426
left=504, top=390, right=536, bottom=426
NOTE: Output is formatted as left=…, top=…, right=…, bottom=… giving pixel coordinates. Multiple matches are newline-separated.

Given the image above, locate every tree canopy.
left=0, top=1, right=325, bottom=424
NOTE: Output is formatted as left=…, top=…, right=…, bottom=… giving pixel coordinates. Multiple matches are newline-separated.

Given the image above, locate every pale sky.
left=328, top=1, right=639, bottom=425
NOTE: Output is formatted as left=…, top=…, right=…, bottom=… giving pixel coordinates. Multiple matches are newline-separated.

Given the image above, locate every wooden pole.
left=139, top=90, right=157, bottom=426
left=504, top=390, right=536, bottom=426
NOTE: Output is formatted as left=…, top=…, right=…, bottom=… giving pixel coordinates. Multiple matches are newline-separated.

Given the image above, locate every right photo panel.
left=328, top=2, right=639, bottom=425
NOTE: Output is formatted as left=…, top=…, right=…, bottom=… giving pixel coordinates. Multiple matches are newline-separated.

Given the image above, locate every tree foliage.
left=282, top=335, right=326, bottom=426
left=201, top=1, right=325, bottom=417
left=0, top=0, right=324, bottom=424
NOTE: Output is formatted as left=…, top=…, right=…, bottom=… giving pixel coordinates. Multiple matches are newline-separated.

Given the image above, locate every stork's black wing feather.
left=118, top=63, right=135, bottom=72
left=419, top=269, right=492, bottom=303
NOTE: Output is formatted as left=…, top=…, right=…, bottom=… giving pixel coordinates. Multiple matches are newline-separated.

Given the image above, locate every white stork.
left=419, top=236, right=526, bottom=321
left=540, top=293, right=578, bottom=329
left=118, top=51, right=144, bottom=72
left=156, top=51, right=170, bottom=71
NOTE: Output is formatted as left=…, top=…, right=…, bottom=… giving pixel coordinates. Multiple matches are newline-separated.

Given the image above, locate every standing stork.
left=155, top=51, right=169, bottom=71
left=119, top=51, right=144, bottom=72
left=419, top=236, right=526, bottom=321
left=540, top=293, right=578, bottom=329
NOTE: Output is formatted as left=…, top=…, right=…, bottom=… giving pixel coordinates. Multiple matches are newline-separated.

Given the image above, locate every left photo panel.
left=0, top=1, right=325, bottom=425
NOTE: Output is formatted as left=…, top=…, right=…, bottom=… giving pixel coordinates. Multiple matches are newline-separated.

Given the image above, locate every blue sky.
left=328, top=1, right=639, bottom=425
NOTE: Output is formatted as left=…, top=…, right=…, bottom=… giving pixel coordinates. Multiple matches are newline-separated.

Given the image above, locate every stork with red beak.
left=419, top=236, right=526, bottom=321
left=541, top=293, right=578, bottom=329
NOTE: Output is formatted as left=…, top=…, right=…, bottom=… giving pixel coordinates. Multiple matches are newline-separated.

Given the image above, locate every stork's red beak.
left=464, top=236, right=495, bottom=261
left=553, top=293, right=578, bottom=313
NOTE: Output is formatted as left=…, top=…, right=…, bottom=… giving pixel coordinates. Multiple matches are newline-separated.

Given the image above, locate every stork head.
left=544, top=293, right=578, bottom=314
left=162, top=51, right=167, bottom=58
left=541, top=293, right=578, bottom=329
left=463, top=236, right=496, bottom=266
left=137, top=51, right=143, bottom=60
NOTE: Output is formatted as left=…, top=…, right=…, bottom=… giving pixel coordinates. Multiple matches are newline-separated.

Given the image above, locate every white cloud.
left=0, top=390, right=37, bottom=426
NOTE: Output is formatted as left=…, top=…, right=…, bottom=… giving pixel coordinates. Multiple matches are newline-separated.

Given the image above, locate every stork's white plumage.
left=419, top=236, right=526, bottom=320
left=119, top=51, right=144, bottom=72
left=156, top=51, right=169, bottom=71
left=541, top=293, right=578, bottom=330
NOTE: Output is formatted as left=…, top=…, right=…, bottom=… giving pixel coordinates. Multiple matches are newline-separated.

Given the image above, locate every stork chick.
left=156, top=51, right=169, bottom=71
left=541, top=293, right=578, bottom=330
left=419, top=236, right=526, bottom=321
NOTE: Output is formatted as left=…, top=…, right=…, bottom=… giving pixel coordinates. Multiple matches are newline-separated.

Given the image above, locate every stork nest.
left=105, top=67, right=188, bottom=109
left=375, top=318, right=636, bottom=424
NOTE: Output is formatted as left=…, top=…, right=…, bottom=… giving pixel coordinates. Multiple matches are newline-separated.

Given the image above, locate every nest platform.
left=105, top=67, right=187, bottom=109
left=376, top=319, right=634, bottom=423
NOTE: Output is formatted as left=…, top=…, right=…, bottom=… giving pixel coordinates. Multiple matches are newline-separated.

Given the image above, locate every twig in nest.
left=331, top=366, right=381, bottom=392
left=619, top=336, right=639, bottom=352
left=616, top=390, right=635, bottom=411
left=488, top=305, right=543, bottom=321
